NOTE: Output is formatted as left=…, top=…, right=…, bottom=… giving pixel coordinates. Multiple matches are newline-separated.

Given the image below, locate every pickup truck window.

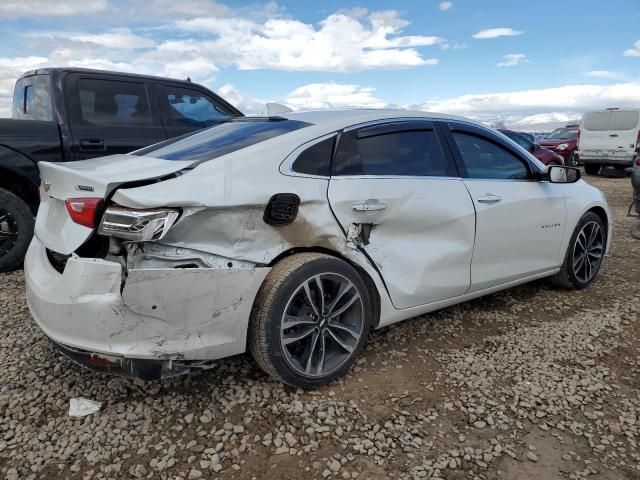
left=76, top=79, right=152, bottom=126
left=161, top=86, right=231, bottom=128
left=12, top=74, right=53, bottom=121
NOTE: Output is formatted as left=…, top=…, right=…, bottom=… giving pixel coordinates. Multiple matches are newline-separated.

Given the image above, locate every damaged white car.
left=25, top=110, right=612, bottom=388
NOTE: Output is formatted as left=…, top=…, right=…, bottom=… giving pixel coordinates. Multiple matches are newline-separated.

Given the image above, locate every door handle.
left=78, top=139, right=106, bottom=152
left=477, top=194, right=502, bottom=204
left=352, top=201, right=387, bottom=212
left=609, top=134, right=619, bottom=137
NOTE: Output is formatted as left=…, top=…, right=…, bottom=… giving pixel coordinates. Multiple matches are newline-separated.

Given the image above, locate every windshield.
left=134, top=118, right=311, bottom=162
left=545, top=128, right=578, bottom=140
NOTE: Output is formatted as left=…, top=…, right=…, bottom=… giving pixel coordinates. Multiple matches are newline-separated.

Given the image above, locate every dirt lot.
left=1, top=172, right=639, bottom=480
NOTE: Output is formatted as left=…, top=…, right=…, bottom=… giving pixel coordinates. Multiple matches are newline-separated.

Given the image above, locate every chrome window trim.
left=343, top=116, right=438, bottom=132
left=329, top=175, right=462, bottom=181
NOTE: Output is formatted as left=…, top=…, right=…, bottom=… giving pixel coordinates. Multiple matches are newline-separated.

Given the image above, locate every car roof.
left=279, top=109, right=482, bottom=129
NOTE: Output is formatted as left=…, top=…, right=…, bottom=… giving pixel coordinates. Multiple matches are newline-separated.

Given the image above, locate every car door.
left=66, top=74, right=167, bottom=160
left=328, top=120, right=476, bottom=310
left=443, top=121, right=567, bottom=292
left=157, top=84, right=236, bottom=139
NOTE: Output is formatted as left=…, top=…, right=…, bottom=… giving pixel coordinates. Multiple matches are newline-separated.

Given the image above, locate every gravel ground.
left=1, top=172, right=639, bottom=480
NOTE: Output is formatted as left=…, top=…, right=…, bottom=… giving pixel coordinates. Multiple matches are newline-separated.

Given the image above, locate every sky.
left=1, top=0, right=640, bottom=129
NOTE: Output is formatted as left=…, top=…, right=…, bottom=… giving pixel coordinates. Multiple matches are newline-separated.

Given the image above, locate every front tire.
left=584, top=164, right=601, bottom=175
left=0, top=188, right=35, bottom=273
left=249, top=253, right=372, bottom=388
left=568, top=152, right=579, bottom=167
left=551, top=212, right=606, bottom=289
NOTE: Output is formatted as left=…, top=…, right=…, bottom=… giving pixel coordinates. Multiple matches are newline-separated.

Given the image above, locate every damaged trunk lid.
left=36, top=154, right=196, bottom=254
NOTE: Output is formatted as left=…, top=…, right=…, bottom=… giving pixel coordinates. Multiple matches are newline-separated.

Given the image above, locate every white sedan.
left=25, top=110, right=612, bottom=387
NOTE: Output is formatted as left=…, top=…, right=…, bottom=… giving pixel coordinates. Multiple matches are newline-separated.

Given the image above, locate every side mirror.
left=533, top=143, right=541, bottom=151
left=548, top=165, right=581, bottom=184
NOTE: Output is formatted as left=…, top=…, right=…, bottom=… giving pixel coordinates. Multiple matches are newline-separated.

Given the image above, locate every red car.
left=538, top=125, right=580, bottom=166
left=499, top=129, right=565, bottom=166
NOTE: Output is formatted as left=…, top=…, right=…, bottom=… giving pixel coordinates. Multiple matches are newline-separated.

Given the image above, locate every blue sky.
left=1, top=0, right=639, bottom=127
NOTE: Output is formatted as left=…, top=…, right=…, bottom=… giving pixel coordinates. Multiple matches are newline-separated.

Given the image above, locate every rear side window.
left=583, top=112, right=612, bottom=131
left=292, top=137, right=335, bottom=176
left=135, top=119, right=310, bottom=162
left=162, top=86, right=231, bottom=128
left=76, top=79, right=151, bottom=126
left=12, top=74, right=53, bottom=121
left=333, top=127, right=452, bottom=177
left=609, top=111, right=639, bottom=130
left=453, top=132, right=529, bottom=180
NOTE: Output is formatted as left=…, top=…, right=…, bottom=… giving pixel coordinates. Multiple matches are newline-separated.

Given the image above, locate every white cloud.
left=0, top=0, right=108, bottom=17
left=584, top=70, right=626, bottom=80
left=439, top=2, right=453, bottom=11
left=0, top=56, right=50, bottom=117
left=214, top=82, right=390, bottom=114
left=417, top=82, right=640, bottom=116
left=623, top=39, right=640, bottom=57
left=29, top=29, right=155, bottom=49
left=175, top=10, right=444, bottom=71
left=497, top=53, right=528, bottom=67
left=472, top=27, right=524, bottom=40
left=216, top=84, right=267, bottom=114
left=284, top=83, right=389, bottom=110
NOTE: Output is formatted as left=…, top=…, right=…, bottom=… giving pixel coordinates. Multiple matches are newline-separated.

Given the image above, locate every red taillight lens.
left=64, top=198, right=103, bottom=228
left=635, top=155, right=640, bottom=166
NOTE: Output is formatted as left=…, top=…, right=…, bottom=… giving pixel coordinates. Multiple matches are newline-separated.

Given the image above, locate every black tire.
left=249, top=253, right=372, bottom=388
left=584, top=164, right=601, bottom=175
left=551, top=212, right=606, bottom=289
left=0, top=188, right=34, bottom=273
left=568, top=152, right=579, bottom=167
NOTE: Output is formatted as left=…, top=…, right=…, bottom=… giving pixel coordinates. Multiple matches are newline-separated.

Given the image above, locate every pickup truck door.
left=65, top=73, right=167, bottom=160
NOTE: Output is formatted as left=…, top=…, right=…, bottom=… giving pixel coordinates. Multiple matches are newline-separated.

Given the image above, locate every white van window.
left=609, top=111, right=639, bottom=130
left=583, top=112, right=611, bottom=131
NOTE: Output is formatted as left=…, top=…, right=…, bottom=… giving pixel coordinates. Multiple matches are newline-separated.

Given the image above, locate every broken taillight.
left=65, top=198, right=103, bottom=228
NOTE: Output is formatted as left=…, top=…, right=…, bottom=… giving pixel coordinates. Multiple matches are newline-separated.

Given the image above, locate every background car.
left=632, top=154, right=640, bottom=239
left=578, top=108, right=640, bottom=175
left=26, top=110, right=611, bottom=388
left=499, top=129, right=565, bottom=165
left=538, top=125, right=580, bottom=167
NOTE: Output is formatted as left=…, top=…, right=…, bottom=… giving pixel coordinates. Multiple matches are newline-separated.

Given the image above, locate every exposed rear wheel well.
left=267, top=247, right=382, bottom=328
left=0, top=168, right=39, bottom=214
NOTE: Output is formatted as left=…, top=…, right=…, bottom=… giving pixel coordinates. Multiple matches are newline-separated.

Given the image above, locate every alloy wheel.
left=572, top=221, right=604, bottom=283
left=0, top=208, right=18, bottom=256
left=280, top=273, right=364, bottom=377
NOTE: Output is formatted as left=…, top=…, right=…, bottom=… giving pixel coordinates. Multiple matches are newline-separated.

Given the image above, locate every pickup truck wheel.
left=249, top=253, right=371, bottom=388
left=584, top=164, right=600, bottom=175
left=0, top=188, right=34, bottom=272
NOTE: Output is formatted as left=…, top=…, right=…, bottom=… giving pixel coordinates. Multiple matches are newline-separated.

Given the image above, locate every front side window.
left=545, top=128, right=578, bottom=140
left=333, top=127, right=451, bottom=177
left=453, top=132, right=529, bottom=180
left=583, top=112, right=611, bottom=131
left=609, top=111, right=639, bottom=130
left=134, top=118, right=310, bottom=162
left=163, top=86, right=231, bottom=128
left=77, top=79, right=151, bottom=126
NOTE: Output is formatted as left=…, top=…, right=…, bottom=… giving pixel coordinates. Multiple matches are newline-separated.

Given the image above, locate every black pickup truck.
left=0, top=67, right=242, bottom=272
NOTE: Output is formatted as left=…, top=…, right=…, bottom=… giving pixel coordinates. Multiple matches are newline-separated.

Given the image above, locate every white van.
left=578, top=108, right=640, bottom=175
